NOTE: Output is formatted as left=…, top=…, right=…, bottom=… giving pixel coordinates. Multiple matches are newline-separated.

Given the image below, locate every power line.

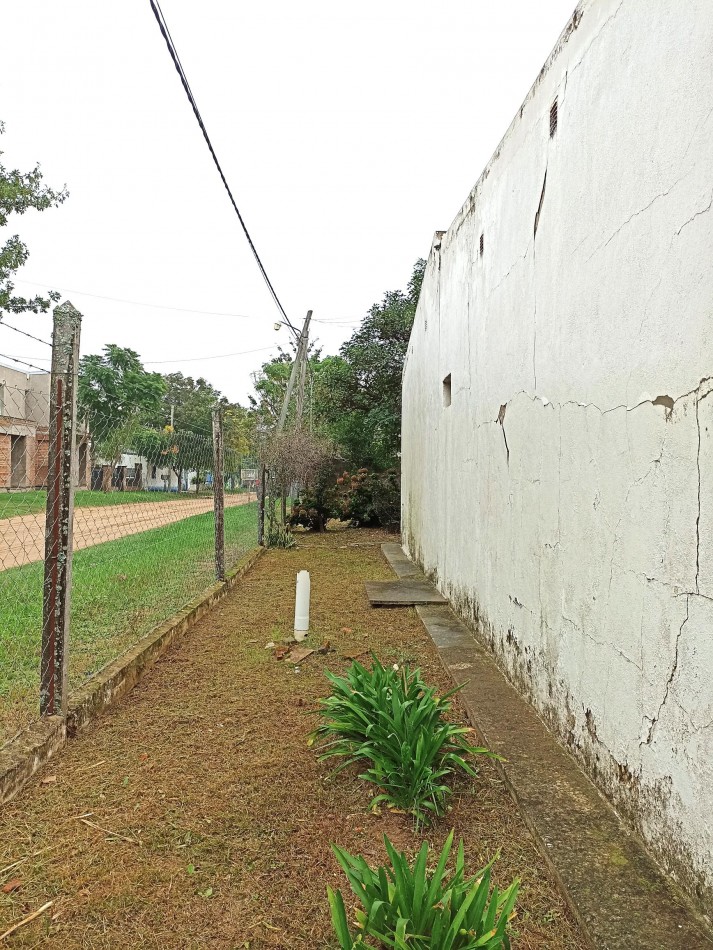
left=143, top=344, right=278, bottom=365
left=12, top=280, right=256, bottom=318
left=0, top=317, right=52, bottom=348
left=12, top=280, right=363, bottom=326
left=148, top=0, right=298, bottom=336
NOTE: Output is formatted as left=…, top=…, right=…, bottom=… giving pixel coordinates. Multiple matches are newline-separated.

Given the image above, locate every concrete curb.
left=0, top=545, right=264, bottom=807
left=379, top=543, right=713, bottom=950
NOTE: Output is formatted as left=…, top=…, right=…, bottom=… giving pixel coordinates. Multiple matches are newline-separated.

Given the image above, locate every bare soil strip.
left=0, top=529, right=587, bottom=949
left=0, top=494, right=252, bottom=571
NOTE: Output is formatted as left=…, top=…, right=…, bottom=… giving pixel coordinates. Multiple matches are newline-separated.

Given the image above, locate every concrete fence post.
left=258, top=463, right=266, bottom=546
left=41, top=300, right=81, bottom=718
left=212, top=407, right=225, bottom=581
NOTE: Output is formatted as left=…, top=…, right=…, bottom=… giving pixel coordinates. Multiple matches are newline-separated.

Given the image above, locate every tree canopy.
left=0, top=121, right=67, bottom=315
left=247, top=259, right=425, bottom=471
left=78, top=345, right=166, bottom=456
left=314, top=258, right=425, bottom=469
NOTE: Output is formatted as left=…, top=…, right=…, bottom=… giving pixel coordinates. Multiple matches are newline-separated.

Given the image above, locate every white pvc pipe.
left=294, top=570, right=310, bottom=641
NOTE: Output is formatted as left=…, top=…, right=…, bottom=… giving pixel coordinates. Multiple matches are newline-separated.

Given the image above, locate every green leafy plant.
left=312, top=657, right=497, bottom=824
left=328, top=831, right=519, bottom=949
left=265, top=522, right=296, bottom=548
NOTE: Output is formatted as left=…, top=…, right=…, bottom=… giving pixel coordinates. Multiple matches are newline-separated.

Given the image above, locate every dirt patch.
left=0, top=529, right=587, bottom=948
left=0, top=494, right=253, bottom=571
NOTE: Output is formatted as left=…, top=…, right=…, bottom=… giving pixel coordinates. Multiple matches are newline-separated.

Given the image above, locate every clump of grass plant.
left=328, top=831, right=520, bottom=949
left=311, top=656, right=498, bottom=825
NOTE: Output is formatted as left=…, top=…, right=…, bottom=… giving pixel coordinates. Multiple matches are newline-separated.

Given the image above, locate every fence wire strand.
left=0, top=349, right=257, bottom=745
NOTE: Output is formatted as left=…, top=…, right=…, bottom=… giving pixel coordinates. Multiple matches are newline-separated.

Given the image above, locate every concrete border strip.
left=379, top=543, right=713, bottom=950
left=0, top=545, right=264, bottom=807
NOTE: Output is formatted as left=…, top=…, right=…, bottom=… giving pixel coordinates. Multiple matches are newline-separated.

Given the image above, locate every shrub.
left=328, top=831, right=520, bottom=949
left=289, top=468, right=339, bottom=531
left=311, top=657, right=497, bottom=825
left=265, top=522, right=296, bottom=548
left=336, top=469, right=400, bottom=531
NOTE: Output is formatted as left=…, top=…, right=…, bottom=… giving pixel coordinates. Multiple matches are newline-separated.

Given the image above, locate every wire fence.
left=0, top=303, right=258, bottom=746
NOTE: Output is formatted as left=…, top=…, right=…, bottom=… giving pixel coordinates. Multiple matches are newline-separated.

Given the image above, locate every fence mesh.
left=0, top=368, right=257, bottom=746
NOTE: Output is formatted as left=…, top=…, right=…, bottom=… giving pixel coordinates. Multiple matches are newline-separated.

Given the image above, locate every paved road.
left=0, top=494, right=254, bottom=571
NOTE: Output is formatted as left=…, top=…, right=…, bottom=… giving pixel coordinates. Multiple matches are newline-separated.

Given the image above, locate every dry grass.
left=0, top=528, right=587, bottom=948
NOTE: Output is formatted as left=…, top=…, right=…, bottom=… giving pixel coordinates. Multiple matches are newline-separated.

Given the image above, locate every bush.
left=328, top=831, right=520, bottom=949
left=311, top=657, right=497, bottom=825
left=336, top=469, right=400, bottom=531
left=264, top=522, right=295, bottom=548
left=289, top=494, right=332, bottom=532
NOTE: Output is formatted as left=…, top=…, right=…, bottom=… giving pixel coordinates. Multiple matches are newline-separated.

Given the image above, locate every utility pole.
left=260, top=310, right=312, bottom=541
left=277, top=311, right=312, bottom=433
left=295, top=328, right=309, bottom=426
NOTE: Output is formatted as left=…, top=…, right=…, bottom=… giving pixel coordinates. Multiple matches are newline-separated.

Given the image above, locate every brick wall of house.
left=0, top=433, right=10, bottom=489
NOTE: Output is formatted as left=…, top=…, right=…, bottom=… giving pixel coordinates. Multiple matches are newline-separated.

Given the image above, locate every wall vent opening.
left=442, top=374, right=452, bottom=408
left=549, top=98, right=558, bottom=137
left=479, top=233, right=484, bottom=257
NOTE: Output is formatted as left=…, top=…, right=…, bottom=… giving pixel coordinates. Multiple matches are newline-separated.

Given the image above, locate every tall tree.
left=315, top=259, right=425, bottom=469
left=0, top=121, right=67, bottom=315
left=78, top=345, right=166, bottom=465
left=161, top=373, right=225, bottom=436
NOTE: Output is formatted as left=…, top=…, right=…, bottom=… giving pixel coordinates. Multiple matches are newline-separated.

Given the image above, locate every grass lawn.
left=0, top=529, right=587, bottom=948
left=0, top=502, right=257, bottom=742
left=0, top=488, right=250, bottom=521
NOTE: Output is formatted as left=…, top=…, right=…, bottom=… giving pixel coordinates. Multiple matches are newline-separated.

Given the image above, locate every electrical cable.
left=0, top=317, right=52, bottom=348
left=143, top=344, right=277, bottom=365
left=12, top=280, right=363, bottom=326
left=148, top=0, right=298, bottom=337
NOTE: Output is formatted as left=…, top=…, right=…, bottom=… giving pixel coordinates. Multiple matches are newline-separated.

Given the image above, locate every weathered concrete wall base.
left=0, top=716, right=65, bottom=807
left=380, top=544, right=713, bottom=947
left=0, top=546, right=264, bottom=807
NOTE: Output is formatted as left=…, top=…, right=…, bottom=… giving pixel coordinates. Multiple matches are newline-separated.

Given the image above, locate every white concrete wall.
left=402, top=0, right=713, bottom=911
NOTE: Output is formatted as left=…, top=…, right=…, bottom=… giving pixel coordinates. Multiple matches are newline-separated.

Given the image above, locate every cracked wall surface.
left=402, top=0, right=713, bottom=915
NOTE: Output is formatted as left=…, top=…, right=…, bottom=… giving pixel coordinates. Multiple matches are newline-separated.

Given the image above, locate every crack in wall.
left=569, top=0, right=625, bottom=79
left=473, top=376, right=713, bottom=434
left=497, top=403, right=509, bottom=463
left=534, top=169, right=548, bottom=239
left=585, top=172, right=692, bottom=263
left=695, top=387, right=711, bottom=594
left=675, top=189, right=713, bottom=238
left=642, top=595, right=689, bottom=746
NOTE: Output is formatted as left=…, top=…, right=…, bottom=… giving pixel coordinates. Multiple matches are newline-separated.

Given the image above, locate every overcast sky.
left=1, top=0, right=575, bottom=404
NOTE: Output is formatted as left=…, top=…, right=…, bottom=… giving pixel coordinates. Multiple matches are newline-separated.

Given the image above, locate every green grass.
left=0, top=488, right=251, bottom=520
left=0, top=502, right=257, bottom=741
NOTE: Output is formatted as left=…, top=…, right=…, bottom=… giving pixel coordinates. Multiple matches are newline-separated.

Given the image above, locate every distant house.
left=0, top=361, right=89, bottom=491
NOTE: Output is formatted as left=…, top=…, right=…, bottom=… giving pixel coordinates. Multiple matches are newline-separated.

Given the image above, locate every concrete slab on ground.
left=380, top=543, right=713, bottom=950
left=364, top=578, right=447, bottom=606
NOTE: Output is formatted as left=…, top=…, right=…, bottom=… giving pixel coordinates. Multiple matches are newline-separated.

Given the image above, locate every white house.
left=402, top=0, right=713, bottom=914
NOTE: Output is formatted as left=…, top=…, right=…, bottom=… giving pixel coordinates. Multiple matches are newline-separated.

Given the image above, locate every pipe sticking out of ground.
left=294, top=570, right=310, bottom=641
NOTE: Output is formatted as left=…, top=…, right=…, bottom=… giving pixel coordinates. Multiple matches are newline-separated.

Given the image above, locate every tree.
left=315, top=259, right=425, bottom=470
left=161, top=373, right=225, bottom=435
left=78, top=345, right=166, bottom=472
left=132, top=425, right=213, bottom=495
left=0, top=121, right=67, bottom=315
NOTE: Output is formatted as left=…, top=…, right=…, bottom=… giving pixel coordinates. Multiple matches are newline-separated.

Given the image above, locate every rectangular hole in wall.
left=479, top=233, right=484, bottom=257
left=443, top=374, right=452, bottom=407
left=550, top=97, right=558, bottom=137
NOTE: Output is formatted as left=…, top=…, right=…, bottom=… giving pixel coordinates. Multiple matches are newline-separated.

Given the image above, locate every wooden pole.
left=276, top=311, right=312, bottom=433
left=41, top=301, right=81, bottom=718
left=212, top=407, right=225, bottom=581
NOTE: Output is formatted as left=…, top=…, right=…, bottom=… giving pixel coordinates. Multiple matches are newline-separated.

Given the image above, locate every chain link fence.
left=0, top=303, right=257, bottom=745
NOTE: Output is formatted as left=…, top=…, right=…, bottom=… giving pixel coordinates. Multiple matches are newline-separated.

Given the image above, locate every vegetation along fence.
left=0, top=302, right=258, bottom=746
